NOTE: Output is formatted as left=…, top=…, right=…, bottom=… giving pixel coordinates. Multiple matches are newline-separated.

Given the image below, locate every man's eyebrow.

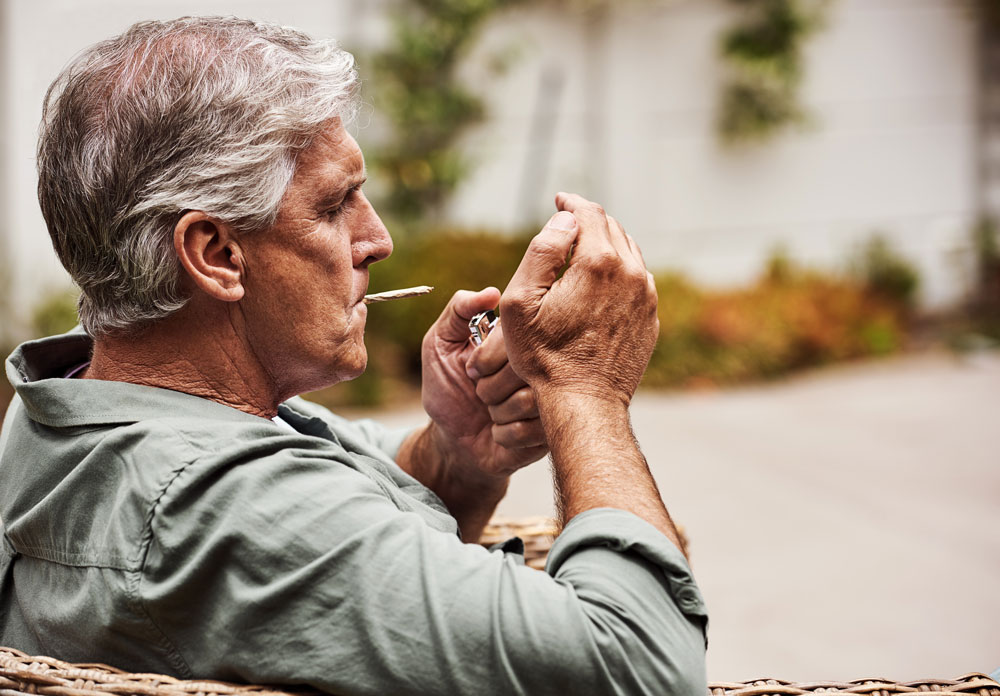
left=318, top=174, right=367, bottom=208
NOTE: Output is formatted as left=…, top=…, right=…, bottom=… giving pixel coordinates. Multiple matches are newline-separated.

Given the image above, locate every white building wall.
left=448, top=0, right=982, bottom=307
left=0, top=0, right=984, bottom=336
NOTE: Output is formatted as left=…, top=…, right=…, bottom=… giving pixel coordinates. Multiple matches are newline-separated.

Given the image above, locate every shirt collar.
left=6, top=331, right=272, bottom=428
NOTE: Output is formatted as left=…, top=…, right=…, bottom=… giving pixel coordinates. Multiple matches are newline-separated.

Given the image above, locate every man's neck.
left=84, top=304, right=282, bottom=419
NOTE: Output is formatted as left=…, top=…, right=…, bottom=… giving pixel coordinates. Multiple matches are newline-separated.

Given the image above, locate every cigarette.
left=363, top=285, right=435, bottom=304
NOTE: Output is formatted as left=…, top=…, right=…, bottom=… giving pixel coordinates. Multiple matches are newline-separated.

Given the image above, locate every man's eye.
left=323, top=186, right=361, bottom=221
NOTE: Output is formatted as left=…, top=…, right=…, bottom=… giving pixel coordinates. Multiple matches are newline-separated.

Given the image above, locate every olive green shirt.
left=0, top=331, right=708, bottom=696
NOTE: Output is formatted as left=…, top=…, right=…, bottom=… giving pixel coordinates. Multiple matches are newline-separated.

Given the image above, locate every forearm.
left=537, top=390, right=686, bottom=555
left=395, top=421, right=509, bottom=542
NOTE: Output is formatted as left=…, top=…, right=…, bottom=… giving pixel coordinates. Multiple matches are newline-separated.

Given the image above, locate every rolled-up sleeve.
left=140, top=445, right=708, bottom=696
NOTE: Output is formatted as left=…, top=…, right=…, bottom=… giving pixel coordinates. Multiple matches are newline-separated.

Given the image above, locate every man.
left=0, top=16, right=707, bottom=696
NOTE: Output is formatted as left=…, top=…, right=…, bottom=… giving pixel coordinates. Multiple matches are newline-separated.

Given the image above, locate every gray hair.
left=37, top=16, right=360, bottom=336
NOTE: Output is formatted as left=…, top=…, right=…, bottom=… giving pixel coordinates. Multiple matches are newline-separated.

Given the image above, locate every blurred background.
left=0, top=0, right=998, bottom=684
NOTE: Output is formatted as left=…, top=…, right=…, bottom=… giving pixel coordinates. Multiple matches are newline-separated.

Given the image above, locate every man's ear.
left=173, top=211, right=246, bottom=302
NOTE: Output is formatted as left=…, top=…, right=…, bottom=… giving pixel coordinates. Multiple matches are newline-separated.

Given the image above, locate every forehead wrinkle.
left=275, top=124, right=366, bottom=221
left=299, top=125, right=363, bottom=177
left=310, top=149, right=365, bottom=202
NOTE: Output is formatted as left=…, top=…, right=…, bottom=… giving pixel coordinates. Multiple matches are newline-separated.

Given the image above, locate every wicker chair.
left=2, top=647, right=996, bottom=696
left=2, top=518, right=996, bottom=696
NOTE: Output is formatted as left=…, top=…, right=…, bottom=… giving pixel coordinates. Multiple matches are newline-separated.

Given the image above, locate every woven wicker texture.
left=479, top=515, right=558, bottom=569
left=0, top=647, right=295, bottom=696
left=479, top=515, right=690, bottom=568
left=3, top=647, right=997, bottom=696
left=707, top=676, right=1000, bottom=696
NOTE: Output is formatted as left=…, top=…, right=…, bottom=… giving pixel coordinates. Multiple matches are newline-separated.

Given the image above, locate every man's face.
left=237, top=122, right=392, bottom=396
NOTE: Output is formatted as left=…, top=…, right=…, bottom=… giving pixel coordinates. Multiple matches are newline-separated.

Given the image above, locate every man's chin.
left=340, top=347, right=368, bottom=382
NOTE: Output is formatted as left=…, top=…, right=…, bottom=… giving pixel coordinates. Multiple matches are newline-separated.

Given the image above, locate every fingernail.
left=547, top=211, right=576, bottom=232
left=466, top=363, right=481, bottom=380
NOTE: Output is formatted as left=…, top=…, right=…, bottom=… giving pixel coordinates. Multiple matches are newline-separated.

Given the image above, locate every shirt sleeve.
left=140, top=444, right=708, bottom=696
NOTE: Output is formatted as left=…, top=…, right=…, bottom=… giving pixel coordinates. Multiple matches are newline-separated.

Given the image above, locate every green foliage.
left=957, top=217, right=1000, bottom=344
left=718, top=0, right=827, bottom=144
left=369, top=0, right=522, bottom=225
left=31, top=288, right=79, bottom=338
left=852, top=235, right=920, bottom=310
left=645, top=264, right=907, bottom=389
left=764, top=245, right=794, bottom=284
left=972, top=217, right=1000, bottom=306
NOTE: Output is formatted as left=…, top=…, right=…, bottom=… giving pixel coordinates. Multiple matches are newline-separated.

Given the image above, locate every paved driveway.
left=367, top=350, right=1000, bottom=682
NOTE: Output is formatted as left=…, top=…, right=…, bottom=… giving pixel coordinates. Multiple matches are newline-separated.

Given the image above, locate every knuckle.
left=475, top=379, right=495, bottom=404
left=523, top=422, right=546, bottom=447
left=504, top=391, right=529, bottom=418
left=500, top=293, right=529, bottom=320
left=467, top=353, right=484, bottom=376
left=487, top=403, right=503, bottom=423
left=516, top=387, right=535, bottom=411
left=528, top=234, right=566, bottom=260
left=505, top=420, right=528, bottom=443
left=491, top=423, right=514, bottom=447
left=589, top=250, right=620, bottom=271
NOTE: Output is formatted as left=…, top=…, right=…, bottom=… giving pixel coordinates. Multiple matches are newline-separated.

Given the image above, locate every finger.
left=625, top=232, right=641, bottom=263
left=520, top=444, right=549, bottom=461
left=503, top=211, right=578, bottom=301
left=487, top=386, right=538, bottom=425
left=492, top=419, right=547, bottom=450
left=466, top=322, right=507, bottom=381
left=623, top=231, right=656, bottom=296
left=554, top=192, right=616, bottom=257
left=475, top=362, right=526, bottom=406
left=431, top=287, right=500, bottom=344
left=605, top=214, right=634, bottom=264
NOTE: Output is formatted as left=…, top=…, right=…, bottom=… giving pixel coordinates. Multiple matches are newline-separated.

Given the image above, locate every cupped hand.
left=421, top=288, right=547, bottom=478
left=499, top=193, right=659, bottom=406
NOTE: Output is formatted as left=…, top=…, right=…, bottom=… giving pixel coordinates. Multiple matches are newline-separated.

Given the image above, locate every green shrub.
left=853, top=235, right=920, bottom=310
left=31, top=288, right=79, bottom=338
left=643, top=268, right=906, bottom=389
left=972, top=217, right=1000, bottom=311
left=946, top=217, right=1000, bottom=349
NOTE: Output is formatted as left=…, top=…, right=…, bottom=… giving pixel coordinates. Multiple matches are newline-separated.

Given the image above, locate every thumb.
left=505, top=211, right=578, bottom=300
left=432, top=287, right=501, bottom=343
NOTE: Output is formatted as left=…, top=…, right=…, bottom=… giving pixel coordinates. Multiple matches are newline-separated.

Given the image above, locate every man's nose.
left=353, top=193, right=393, bottom=267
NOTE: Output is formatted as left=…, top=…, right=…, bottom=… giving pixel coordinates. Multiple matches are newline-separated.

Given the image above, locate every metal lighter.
left=469, top=309, right=499, bottom=346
